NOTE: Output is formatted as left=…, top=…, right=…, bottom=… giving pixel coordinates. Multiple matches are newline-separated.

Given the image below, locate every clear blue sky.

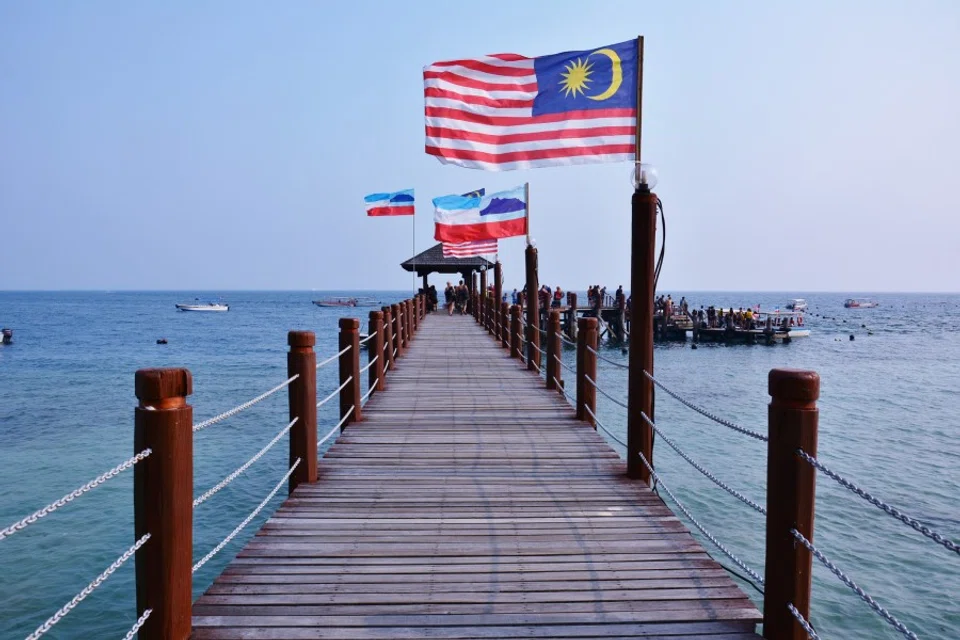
left=2, top=1, right=958, bottom=292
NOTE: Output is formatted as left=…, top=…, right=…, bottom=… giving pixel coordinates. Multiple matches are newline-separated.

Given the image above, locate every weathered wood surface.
left=193, top=315, right=761, bottom=639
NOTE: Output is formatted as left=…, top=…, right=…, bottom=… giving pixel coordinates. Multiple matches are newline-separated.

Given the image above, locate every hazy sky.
left=2, top=1, right=958, bottom=292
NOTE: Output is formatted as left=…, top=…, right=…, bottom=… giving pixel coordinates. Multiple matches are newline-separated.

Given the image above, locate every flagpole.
left=524, top=182, right=531, bottom=246
left=411, top=208, right=416, bottom=294
left=635, top=36, right=644, bottom=163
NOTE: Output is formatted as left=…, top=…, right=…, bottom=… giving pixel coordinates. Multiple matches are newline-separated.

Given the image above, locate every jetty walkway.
left=192, top=313, right=761, bottom=639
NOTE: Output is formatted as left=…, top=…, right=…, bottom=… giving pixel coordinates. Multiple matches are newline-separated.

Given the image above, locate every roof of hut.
left=400, top=243, right=495, bottom=276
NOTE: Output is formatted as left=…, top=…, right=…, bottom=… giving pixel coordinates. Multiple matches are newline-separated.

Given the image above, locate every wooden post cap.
left=370, top=310, right=383, bottom=321
left=768, top=369, right=820, bottom=404
left=135, top=368, right=192, bottom=402
left=288, top=330, right=316, bottom=348
left=579, top=317, right=598, bottom=330
left=339, top=317, right=359, bottom=331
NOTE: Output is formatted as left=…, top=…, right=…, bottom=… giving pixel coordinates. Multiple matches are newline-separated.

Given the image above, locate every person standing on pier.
left=456, top=280, right=468, bottom=315
left=444, top=282, right=455, bottom=316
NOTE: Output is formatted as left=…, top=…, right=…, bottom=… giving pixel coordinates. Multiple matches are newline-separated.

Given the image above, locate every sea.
left=0, top=290, right=958, bottom=639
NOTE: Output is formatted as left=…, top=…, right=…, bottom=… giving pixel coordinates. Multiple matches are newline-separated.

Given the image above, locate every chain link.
left=358, top=333, right=375, bottom=345
left=560, top=333, right=577, bottom=347
left=587, top=346, right=629, bottom=369
left=640, top=412, right=766, bottom=515
left=316, top=344, right=351, bottom=370
left=122, top=608, right=152, bottom=640
left=790, top=529, right=918, bottom=639
left=638, top=451, right=765, bottom=586
left=361, top=381, right=377, bottom=403
left=644, top=371, right=768, bottom=442
left=788, top=603, right=820, bottom=640
left=554, top=353, right=574, bottom=373
left=359, top=354, right=378, bottom=374
left=797, top=448, right=959, bottom=556
left=193, top=459, right=301, bottom=574
left=553, top=376, right=576, bottom=407
left=0, top=449, right=151, bottom=542
left=26, top=534, right=150, bottom=639
left=193, top=374, right=298, bottom=432
left=317, top=376, right=352, bottom=409
left=194, top=417, right=298, bottom=507
left=318, top=420, right=342, bottom=450
left=584, top=375, right=629, bottom=410
left=586, top=406, right=627, bottom=449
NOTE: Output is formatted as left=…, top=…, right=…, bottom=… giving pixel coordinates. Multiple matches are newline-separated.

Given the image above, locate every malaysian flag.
left=442, top=239, right=498, bottom=258
left=424, top=39, right=638, bottom=171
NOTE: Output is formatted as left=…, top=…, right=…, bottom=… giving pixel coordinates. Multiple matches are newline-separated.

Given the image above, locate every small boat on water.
left=844, top=298, right=879, bottom=309
left=176, top=299, right=229, bottom=312
left=2, top=328, right=12, bottom=345
left=785, top=298, right=808, bottom=312
left=313, top=296, right=379, bottom=308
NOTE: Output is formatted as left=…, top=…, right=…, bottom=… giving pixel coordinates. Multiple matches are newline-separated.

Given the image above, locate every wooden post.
left=404, top=300, right=412, bottom=342
left=510, top=305, right=522, bottom=359
left=134, top=368, right=193, bottom=640
left=494, top=261, right=503, bottom=340
left=287, top=331, right=317, bottom=494
left=369, top=311, right=385, bottom=392
left=763, top=369, right=820, bottom=640
left=381, top=306, right=394, bottom=375
left=525, top=244, right=540, bottom=371
left=338, top=318, right=362, bottom=427
left=576, top=318, right=598, bottom=426
left=411, top=297, right=418, bottom=334
left=568, top=292, right=578, bottom=340
left=501, top=302, right=510, bottom=349
left=546, top=310, right=561, bottom=390
left=479, top=268, right=488, bottom=329
left=627, top=187, right=658, bottom=481
left=392, top=303, right=404, bottom=357
left=471, top=273, right=478, bottom=318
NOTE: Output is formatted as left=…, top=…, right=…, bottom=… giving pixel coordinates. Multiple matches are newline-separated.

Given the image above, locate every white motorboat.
left=785, top=298, right=808, bottom=312
left=176, top=300, right=229, bottom=312
left=844, top=298, right=879, bottom=309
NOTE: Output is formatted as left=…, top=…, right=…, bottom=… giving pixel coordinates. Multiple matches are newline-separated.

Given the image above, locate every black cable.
left=718, top=562, right=764, bottom=596
left=653, top=197, right=665, bottom=292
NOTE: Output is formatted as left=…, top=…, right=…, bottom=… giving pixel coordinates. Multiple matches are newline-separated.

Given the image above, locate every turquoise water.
left=1, top=291, right=958, bottom=638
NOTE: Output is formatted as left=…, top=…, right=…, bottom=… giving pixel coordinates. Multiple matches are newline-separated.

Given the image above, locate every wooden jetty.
left=190, top=312, right=762, bottom=638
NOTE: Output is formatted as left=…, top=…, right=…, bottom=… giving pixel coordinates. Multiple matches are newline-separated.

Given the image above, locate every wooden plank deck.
left=192, top=314, right=762, bottom=639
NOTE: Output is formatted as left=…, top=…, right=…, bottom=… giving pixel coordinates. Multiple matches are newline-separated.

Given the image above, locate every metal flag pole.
left=524, top=182, right=531, bottom=246
left=411, top=206, right=416, bottom=294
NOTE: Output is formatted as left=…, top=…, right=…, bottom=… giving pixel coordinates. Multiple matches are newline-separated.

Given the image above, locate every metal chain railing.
left=587, top=345, right=629, bottom=369
left=361, top=380, right=377, bottom=404
left=192, top=374, right=299, bottom=433
left=0, top=449, right=152, bottom=542
left=637, top=450, right=765, bottom=586
left=585, top=405, right=627, bottom=449
left=317, top=376, right=352, bottom=409
left=122, top=608, right=152, bottom=640
left=797, top=448, right=959, bottom=556
left=644, top=371, right=768, bottom=442
left=193, top=417, right=298, bottom=507
left=318, top=419, right=344, bottom=450
left=192, top=459, right=301, bottom=574
left=553, top=376, right=576, bottom=407
left=554, top=353, right=574, bottom=373
left=584, top=375, right=628, bottom=410
left=640, top=412, right=766, bottom=515
left=359, top=354, right=378, bottom=374
left=26, top=534, right=151, bottom=639
left=358, top=333, right=375, bottom=345
left=788, top=603, right=821, bottom=640
left=791, top=529, right=918, bottom=639
left=560, top=333, right=577, bottom=347
left=316, top=344, right=351, bottom=370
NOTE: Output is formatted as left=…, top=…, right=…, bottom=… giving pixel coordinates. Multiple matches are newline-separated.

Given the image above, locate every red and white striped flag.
left=442, top=239, right=498, bottom=258
left=424, top=39, right=638, bottom=171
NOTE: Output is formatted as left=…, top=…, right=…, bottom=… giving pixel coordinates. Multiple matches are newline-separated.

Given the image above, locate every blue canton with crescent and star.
left=532, top=39, right=637, bottom=116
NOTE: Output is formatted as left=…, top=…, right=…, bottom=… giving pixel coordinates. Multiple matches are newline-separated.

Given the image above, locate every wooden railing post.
left=407, top=299, right=414, bottom=338
left=287, top=331, right=317, bottom=494
left=524, top=245, right=540, bottom=371
left=369, top=311, right=385, bottom=392
left=576, top=317, right=597, bottom=426
left=338, top=318, right=362, bottom=427
left=501, top=302, right=510, bottom=349
left=510, top=305, right=522, bottom=359
left=763, top=369, right=820, bottom=640
left=479, top=268, right=488, bottom=329
left=134, top=368, right=193, bottom=640
left=494, top=260, right=503, bottom=339
left=546, top=310, right=561, bottom=390
left=411, top=297, right=418, bottom=334
left=382, top=306, right=394, bottom=374
left=392, top=303, right=404, bottom=357
left=568, top=292, right=578, bottom=341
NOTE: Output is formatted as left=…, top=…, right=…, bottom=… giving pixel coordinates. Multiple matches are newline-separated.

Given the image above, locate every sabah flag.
left=364, top=189, right=415, bottom=216
left=433, top=185, right=527, bottom=243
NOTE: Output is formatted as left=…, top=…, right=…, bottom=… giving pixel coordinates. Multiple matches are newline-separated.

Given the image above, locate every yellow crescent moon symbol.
left=587, top=48, right=622, bottom=101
